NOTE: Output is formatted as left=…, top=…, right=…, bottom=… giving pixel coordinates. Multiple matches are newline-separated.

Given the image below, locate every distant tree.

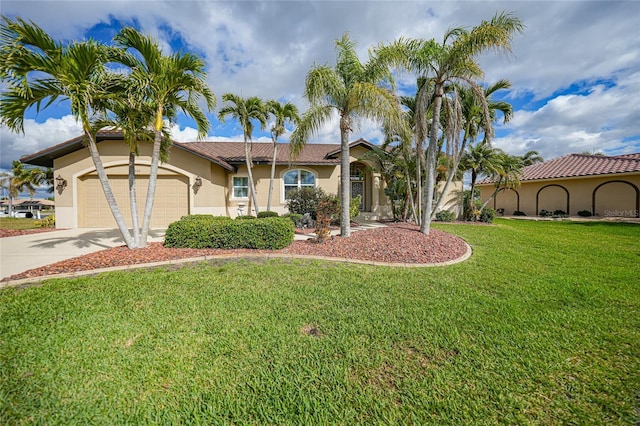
left=218, top=94, right=268, bottom=215
left=0, top=161, right=45, bottom=215
left=521, top=150, right=544, bottom=166
left=265, top=100, right=299, bottom=212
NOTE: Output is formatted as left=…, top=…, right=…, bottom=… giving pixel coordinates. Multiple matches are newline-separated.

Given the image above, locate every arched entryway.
left=592, top=180, right=639, bottom=218
left=493, top=188, right=520, bottom=214
left=536, top=184, right=570, bottom=215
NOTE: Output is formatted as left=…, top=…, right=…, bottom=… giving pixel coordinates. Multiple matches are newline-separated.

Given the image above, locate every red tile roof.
left=175, top=141, right=341, bottom=170
left=20, top=130, right=369, bottom=169
left=478, top=152, right=640, bottom=184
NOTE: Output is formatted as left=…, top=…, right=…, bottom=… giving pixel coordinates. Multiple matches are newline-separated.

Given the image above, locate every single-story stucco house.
left=477, top=152, right=640, bottom=218
left=21, top=131, right=463, bottom=229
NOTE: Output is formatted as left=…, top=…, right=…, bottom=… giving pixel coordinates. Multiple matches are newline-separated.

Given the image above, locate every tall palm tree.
left=0, top=161, right=40, bottom=215
left=218, top=94, right=267, bottom=215
left=290, top=33, right=405, bottom=237
left=114, top=27, right=216, bottom=246
left=431, top=79, right=514, bottom=216
left=265, top=100, right=300, bottom=212
left=377, top=12, right=524, bottom=234
left=0, top=17, right=136, bottom=246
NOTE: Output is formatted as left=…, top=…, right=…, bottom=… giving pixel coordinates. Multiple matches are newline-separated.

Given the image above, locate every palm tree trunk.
left=128, top=151, right=141, bottom=247
left=139, top=130, right=162, bottom=247
left=85, top=131, right=136, bottom=248
left=339, top=117, right=351, bottom=237
left=267, top=141, right=277, bottom=212
left=420, top=85, right=444, bottom=235
left=430, top=138, right=468, bottom=219
left=245, top=137, right=260, bottom=215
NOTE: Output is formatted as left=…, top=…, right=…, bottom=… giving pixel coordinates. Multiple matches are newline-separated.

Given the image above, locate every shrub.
left=36, top=215, right=55, bottom=228
left=283, top=213, right=303, bottom=227
left=539, top=209, right=552, bottom=217
left=236, top=215, right=256, bottom=220
left=165, top=216, right=293, bottom=250
left=479, top=207, right=495, bottom=223
left=513, top=210, right=526, bottom=216
left=553, top=209, right=567, bottom=216
left=435, top=210, right=456, bottom=222
left=179, top=214, right=231, bottom=223
left=577, top=210, right=593, bottom=217
left=315, top=197, right=339, bottom=242
left=286, top=187, right=326, bottom=219
left=257, top=211, right=279, bottom=218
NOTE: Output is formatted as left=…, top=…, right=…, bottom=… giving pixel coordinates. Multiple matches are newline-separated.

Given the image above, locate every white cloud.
left=1, top=116, right=83, bottom=169
left=2, top=0, right=639, bottom=166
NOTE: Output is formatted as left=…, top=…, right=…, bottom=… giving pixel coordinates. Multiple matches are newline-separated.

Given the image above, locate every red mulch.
left=2, top=223, right=469, bottom=282
left=0, top=228, right=59, bottom=238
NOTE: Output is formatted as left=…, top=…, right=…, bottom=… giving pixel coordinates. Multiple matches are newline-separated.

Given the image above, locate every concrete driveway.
left=0, top=228, right=165, bottom=280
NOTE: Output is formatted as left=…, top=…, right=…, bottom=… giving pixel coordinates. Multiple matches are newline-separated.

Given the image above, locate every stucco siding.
left=480, top=173, right=640, bottom=217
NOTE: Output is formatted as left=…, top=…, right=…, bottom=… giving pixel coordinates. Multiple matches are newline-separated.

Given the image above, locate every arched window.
left=283, top=169, right=316, bottom=199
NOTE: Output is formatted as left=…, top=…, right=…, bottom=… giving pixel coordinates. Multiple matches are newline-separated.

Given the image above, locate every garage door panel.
left=79, top=175, right=188, bottom=228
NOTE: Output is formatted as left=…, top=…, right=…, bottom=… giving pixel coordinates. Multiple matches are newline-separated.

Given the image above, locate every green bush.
left=435, top=210, right=456, bottom=222
left=236, top=215, right=256, bottom=220
left=257, top=211, right=279, bottom=218
left=577, top=210, right=593, bottom=217
left=179, top=214, right=231, bottom=223
left=513, top=210, right=526, bottom=216
left=36, top=215, right=55, bottom=228
left=479, top=207, right=495, bottom=223
left=286, top=187, right=326, bottom=220
left=165, top=216, right=293, bottom=250
left=539, top=209, right=552, bottom=217
left=283, top=213, right=303, bottom=227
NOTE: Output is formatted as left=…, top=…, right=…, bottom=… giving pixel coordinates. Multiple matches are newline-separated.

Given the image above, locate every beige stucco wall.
left=478, top=172, right=640, bottom=217
left=53, top=139, right=212, bottom=228
left=51, top=138, right=462, bottom=227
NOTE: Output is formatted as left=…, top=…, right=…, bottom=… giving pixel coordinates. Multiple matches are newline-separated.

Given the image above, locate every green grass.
left=0, top=217, right=39, bottom=230
left=1, top=219, right=639, bottom=424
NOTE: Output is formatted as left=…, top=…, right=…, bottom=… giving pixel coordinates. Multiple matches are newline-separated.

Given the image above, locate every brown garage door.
left=79, top=175, right=189, bottom=228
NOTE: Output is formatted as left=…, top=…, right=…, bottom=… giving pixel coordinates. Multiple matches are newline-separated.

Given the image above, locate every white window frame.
left=231, top=175, right=250, bottom=200
left=281, top=168, right=317, bottom=203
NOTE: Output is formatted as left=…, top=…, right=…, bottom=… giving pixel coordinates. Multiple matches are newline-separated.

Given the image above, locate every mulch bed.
left=1, top=223, right=469, bottom=282
left=0, top=228, right=59, bottom=238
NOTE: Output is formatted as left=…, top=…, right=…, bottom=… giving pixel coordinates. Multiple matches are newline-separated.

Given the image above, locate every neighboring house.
left=477, top=153, right=640, bottom=218
left=21, top=131, right=463, bottom=229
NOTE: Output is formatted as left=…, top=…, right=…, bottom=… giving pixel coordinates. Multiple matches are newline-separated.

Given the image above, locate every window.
left=283, top=169, right=316, bottom=199
left=232, top=176, right=249, bottom=198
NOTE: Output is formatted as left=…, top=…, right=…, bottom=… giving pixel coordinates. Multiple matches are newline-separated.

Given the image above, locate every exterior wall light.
left=192, top=176, right=203, bottom=194
left=55, top=175, right=67, bottom=194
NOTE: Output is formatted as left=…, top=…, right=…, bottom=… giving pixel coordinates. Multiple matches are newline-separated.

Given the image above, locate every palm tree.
left=377, top=12, right=524, bottom=234
left=114, top=27, right=216, bottom=246
left=431, top=79, right=514, bottom=216
left=480, top=152, right=524, bottom=211
left=0, top=161, right=48, bottom=215
left=218, top=94, right=267, bottom=215
left=460, top=142, right=503, bottom=216
left=265, top=100, right=300, bottom=212
left=0, top=16, right=137, bottom=246
left=521, top=150, right=543, bottom=166
left=290, top=33, right=405, bottom=237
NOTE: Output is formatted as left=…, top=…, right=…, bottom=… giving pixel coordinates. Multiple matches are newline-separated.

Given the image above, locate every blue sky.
left=1, top=0, right=639, bottom=173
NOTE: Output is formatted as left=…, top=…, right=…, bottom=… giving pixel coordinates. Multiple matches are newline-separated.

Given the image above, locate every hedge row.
left=164, top=215, right=294, bottom=250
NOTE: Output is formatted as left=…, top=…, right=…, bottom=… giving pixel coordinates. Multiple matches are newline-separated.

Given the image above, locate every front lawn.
left=0, top=217, right=39, bottom=230
left=1, top=219, right=639, bottom=424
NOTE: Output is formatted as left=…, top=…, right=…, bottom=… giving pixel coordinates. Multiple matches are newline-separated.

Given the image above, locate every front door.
left=351, top=181, right=365, bottom=211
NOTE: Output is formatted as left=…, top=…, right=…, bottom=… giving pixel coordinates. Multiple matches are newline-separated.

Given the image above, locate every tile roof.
left=175, top=141, right=342, bottom=170
left=478, top=152, right=640, bottom=184
left=20, top=130, right=369, bottom=169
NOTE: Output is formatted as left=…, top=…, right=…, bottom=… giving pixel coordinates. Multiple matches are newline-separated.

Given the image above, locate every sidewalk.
left=0, top=228, right=165, bottom=280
